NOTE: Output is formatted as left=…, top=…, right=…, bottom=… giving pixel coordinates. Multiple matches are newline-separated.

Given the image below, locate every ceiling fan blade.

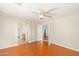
left=47, top=8, right=57, bottom=13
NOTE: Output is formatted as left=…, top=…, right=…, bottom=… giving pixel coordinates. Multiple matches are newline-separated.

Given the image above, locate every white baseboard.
left=0, top=44, right=18, bottom=49
left=52, top=42, right=79, bottom=52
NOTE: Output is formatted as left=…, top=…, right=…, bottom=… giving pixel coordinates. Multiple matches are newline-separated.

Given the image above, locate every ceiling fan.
left=32, top=8, right=56, bottom=20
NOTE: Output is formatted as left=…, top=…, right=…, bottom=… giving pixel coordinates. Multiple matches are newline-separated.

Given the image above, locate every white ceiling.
left=0, top=3, right=79, bottom=21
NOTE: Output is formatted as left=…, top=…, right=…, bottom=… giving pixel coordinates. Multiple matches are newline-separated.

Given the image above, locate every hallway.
left=0, top=41, right=79, bottom=56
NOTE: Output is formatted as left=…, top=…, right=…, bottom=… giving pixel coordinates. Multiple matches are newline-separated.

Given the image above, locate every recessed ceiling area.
left=0, top=3, right=79, bottom=21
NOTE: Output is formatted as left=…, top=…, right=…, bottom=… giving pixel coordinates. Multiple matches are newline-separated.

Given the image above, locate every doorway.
left=43, top=25, right=48, bottom=42
left=37, top=24, right=48, bottom=42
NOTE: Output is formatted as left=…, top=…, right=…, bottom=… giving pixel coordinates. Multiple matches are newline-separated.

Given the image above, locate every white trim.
left=0, top=44, right=18, bottom=49
left=52, top=42, right=79, bottom=52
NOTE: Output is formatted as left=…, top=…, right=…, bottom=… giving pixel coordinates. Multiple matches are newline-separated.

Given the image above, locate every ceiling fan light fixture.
left=33, top=8, right=56, bottom=20
left=39, top=15, right=44, bottom=20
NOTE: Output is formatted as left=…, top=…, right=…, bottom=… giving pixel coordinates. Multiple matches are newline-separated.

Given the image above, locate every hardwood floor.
left=0, top=41, right=79, bottom=56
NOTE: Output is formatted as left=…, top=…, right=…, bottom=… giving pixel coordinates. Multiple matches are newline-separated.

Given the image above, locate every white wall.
left=0, top=16, right=38, bottom=48
left=0, top=16, right=34, bottom=49
left=51, top=13, right=79, bottom=51
left=0, top=17, right=18, bottom=49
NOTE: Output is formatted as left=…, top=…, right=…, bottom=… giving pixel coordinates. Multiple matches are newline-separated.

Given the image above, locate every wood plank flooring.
left=0, top=41, right=79, bottom=56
